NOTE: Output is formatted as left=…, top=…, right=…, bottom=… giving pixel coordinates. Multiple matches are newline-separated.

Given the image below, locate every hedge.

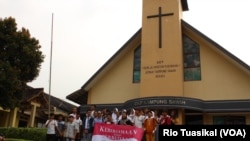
left=6, top=139, right=32, bottom=141
left=0, top=127, right=46, bottom=141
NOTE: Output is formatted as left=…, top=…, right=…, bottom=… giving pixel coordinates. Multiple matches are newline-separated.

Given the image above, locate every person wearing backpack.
left=55, top=114, right=65, bottom=141
left=45, top=113, right=62, bottom=141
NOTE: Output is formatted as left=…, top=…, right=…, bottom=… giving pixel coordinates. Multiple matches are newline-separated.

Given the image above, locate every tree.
left=0, top=17, right=44, bottom=109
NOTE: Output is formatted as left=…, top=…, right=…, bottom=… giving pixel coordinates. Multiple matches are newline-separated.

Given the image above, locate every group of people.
left=45, top=105, right=178, bottom=141
left=45, top=107, right=82, bottom=141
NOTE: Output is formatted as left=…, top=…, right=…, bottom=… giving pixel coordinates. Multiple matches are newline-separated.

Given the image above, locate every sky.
left=0, top=0, right=249, bottom=106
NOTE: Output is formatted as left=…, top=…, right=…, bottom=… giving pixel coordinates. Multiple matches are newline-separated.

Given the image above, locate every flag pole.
left=48, top=13, right=54, bottom=118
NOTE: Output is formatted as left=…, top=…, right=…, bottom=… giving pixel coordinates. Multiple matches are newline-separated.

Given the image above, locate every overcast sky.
left=1, top=0, right=249, bottom=106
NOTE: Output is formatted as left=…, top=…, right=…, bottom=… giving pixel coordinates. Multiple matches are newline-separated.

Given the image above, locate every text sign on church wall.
left=142, top=60, right=179, bottom=78
left=133, top=98, right=186, bottom=107
left=123, top=97, right=187, bottom=109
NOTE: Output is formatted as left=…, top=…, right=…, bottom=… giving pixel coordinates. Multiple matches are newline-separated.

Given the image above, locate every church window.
left=133, top=45, right=141, bottom=83
left=183, top=35, right=201, bottom=81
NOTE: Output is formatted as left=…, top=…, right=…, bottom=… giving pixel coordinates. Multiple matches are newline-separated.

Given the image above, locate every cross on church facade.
left=147, top=7, right=174, bottom=48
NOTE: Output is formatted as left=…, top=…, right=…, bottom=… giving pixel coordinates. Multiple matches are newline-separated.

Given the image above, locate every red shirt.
left=159, top=115, right=172, bottom=125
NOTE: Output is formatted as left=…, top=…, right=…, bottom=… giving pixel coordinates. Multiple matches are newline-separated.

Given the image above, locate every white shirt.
left=75, top=118, right=82, bottom=133
left=64, top=122, right=78, bottom=139
left=71, top=113, right=77, bottom=120
left=133, top=115, right=145, bottom=128
left=91, top=110, right=95, bottom=118
left=118, top=115, right=132, bottom=121
left=128, top=113, right=135, bottom=122
left=45, top=120, right=58, bottom=134
left=84, top=116, right=91, bottom=129
left=112, top=113, right=118, bottom=124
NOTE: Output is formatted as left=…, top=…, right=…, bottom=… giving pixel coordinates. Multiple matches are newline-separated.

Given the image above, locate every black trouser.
left=142, top=132, right=146, bottom=141
left=46, top=134, right=56, bottom=141
left=63, top=137, right=75, bottom=141
left=75, top=133, right=80, bottom=141
left=55, top=135, right=64, bottom=141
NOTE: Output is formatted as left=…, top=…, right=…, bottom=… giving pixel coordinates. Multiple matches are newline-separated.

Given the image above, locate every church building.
left=66, top=0, right=250, bottom=125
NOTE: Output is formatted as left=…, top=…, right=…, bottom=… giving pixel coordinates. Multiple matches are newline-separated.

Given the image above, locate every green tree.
left=0, top=17, right=44, bottom=109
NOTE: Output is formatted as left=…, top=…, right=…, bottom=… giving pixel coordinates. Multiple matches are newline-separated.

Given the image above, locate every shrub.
left=6, top=139, right=32, bottom=141
left=0, top=128, right=46, bottom=141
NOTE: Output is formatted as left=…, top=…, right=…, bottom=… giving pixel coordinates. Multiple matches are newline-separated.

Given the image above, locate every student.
left=82, top=110, right=94, bottom=141
left=45, top=113, right=61, bottom=141
left=132, top=108, right=145, bottom=128
left=56, top=114, right=65, bottom=141
left=117, top=112, right=133, bottom=126
left=159, top=110, right=172, bottom=125
left=63, top=114, right=78, bottom=141
left=111, top=108, right=119, bottom=124
left=143, top=111, right=157, bottom=141
left=74, top=113, right=82, bottom=141
left=105, top=114, right=114, bottom=124
left=71, top=107, right=78, bottom=120
left=170, top=110, right=179, bottom=125
left=92, top=111, right=104, bottom=126
left=90, top=105, right=96, bottom=118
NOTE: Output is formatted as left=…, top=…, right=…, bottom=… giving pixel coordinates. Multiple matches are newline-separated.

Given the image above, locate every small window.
left=133, top=45, right=141, bottom=83
left=213, top=116, right=246, bottom=125
left=185, top=115, right=203, bottom=125
left=183, top=35, right=201, bottom=81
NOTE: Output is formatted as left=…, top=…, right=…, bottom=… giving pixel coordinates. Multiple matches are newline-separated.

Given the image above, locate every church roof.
left=181, top=20, right=250, bottom=71
left=66, top=20, right=250, bottom=105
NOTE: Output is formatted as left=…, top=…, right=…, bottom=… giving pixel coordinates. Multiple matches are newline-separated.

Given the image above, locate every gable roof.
left=44, top=92, right=76, bottom=113
left=23, top=86, right=76, bottom=113
left=66, top=29, right=141, bottom=104
left=182, top=20, right=250, bottom=73
left=66, top=21, right=250, bottom=105
left=66, top=0, right=188, bottom=105
left=66, top=20, right=250, bottom=105
left=22, top=87, right=44, bottom=102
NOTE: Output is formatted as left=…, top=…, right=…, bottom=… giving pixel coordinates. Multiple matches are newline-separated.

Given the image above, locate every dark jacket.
left=82, top=116, right=94, bottom=133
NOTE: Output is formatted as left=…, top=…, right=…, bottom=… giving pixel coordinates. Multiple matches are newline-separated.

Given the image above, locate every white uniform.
left=45, top=120, right=58, bottom=134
